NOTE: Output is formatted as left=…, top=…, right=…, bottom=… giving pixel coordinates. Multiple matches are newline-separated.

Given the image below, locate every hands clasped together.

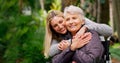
left=58, top=28, right=92, bottom=51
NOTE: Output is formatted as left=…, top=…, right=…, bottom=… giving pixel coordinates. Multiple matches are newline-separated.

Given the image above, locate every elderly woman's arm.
left=52, top=47, right=75, bottom=63
left=84, top=18, right=113, bottom=37
left=74, top=30, right=104, bottom=63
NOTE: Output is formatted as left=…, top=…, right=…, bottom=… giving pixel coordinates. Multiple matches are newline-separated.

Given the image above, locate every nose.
left=58, top=24, right=63, bottom=28
left=58, top=24, right=63, bottom=29
left=69, top=19, right=73, bottom=24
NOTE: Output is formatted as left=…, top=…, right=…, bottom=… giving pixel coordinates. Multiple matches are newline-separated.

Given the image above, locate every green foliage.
left=0, top=14, right=48, bottom=63
left=80, top=0, right=96, bottom=21
left=0, top=0, right=19, bottom=16
left=44, top=0, right=54, bottom=11
left=32, top=10, right=47, bottom=27
left=23, top=0, right=36, bottom=11
left=0, top=0, right=49, bottom=63
left=100, top=0, right=105, bottom=4
left=50, top=0, right=61, bottom=10
left=110, top=43, right=120, bottom=61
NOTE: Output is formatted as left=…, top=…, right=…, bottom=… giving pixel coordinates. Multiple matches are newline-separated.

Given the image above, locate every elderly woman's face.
left=65, top=13, right=84, bottom=34
left=50, top=16, right=67, bottom=34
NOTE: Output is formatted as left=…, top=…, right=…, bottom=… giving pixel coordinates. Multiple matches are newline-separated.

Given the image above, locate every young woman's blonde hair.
left=44, top=10, right=64, bottom=58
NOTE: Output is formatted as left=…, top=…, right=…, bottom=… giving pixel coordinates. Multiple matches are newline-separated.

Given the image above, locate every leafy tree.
left=0, top=0, right=49, bottom=63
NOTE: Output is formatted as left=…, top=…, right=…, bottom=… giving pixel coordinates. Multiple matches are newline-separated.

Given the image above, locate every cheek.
left=77, top=23, right=82, bottom=28
left=52, top=26, right=58, bottom=32
left=65, top=21, right=69, bottom=25
left=65, top=22, right=69, bottom=28
left=62, top=22, right=66, bottom=26
left=75, top=21, right=82, bottom=29
left=77, top=20, right=82, bottom=25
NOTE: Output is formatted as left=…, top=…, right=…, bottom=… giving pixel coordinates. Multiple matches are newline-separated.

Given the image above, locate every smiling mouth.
left=60, top=28, right=66, bottom=32
left=69, top=25, right=76, bottom=28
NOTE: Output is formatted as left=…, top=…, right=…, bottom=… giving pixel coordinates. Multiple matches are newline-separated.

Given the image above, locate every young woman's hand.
left=58, top=40, right=70, bottom=50
left=71, top=32, right=92, bottom=51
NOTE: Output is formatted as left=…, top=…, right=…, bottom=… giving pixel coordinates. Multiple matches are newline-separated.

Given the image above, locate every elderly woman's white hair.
left=64, top=5, right=85, bottom=20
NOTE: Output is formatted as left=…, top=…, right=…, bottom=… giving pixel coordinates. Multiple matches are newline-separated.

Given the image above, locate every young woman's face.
left=50, top=16, right=67, bottom=34
left=65, top=14, right=84, bottom=35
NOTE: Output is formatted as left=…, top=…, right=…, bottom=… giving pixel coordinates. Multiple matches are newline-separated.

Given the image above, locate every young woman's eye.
left=59, top=20, right=63, bottom=24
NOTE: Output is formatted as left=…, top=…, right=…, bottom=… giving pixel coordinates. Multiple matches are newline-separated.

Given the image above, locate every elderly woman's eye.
left=73, top=17, right=77, bottom=19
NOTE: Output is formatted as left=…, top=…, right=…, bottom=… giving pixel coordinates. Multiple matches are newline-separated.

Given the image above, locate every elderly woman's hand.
left=72, top=61, right=77, bottom=63
left=70, top=32, right=92, bottom=51
left=58, top=40, right=70, bottom=50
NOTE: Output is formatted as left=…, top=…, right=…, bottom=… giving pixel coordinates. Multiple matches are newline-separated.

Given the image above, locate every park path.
left=112, top=58, right=120, bottom=63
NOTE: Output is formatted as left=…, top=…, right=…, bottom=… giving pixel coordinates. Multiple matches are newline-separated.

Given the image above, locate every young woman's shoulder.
left=88, top=30, right=98, bottom=35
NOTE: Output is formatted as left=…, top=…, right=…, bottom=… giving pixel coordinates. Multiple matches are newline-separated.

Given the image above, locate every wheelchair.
left=100, top=36, right=113, bottom=63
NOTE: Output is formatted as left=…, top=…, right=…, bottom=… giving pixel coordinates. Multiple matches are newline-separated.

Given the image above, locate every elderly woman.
left=51, top=5, right=104, bottom=63
left=44, top=6, right=112, bottom=58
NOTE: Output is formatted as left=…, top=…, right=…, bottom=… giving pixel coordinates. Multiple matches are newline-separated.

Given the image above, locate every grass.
left=110, top=43, right=120, bottom=61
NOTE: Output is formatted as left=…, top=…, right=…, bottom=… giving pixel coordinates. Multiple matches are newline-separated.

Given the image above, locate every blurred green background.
left=0, top=0, right=120, bottom=63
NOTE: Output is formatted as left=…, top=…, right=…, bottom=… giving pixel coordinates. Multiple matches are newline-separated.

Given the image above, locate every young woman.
left=44, top=6, right=112, bottom=58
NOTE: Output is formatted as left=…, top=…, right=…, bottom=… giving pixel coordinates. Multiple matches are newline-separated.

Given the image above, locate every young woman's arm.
left=84, top=18, right=113, bottom=37
left=49, top=39, right=71, bottom=57
left=49, top=39, right=61, bottom=57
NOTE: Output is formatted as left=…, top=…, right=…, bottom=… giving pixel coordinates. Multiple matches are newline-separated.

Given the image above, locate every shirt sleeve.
left=73, top=30, right=104, bottom=63
left=49, top=39, right=61, bottom=57
left=49, top=39, right=72, bottom=57
left=84, top=18, right=113, bottom=37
